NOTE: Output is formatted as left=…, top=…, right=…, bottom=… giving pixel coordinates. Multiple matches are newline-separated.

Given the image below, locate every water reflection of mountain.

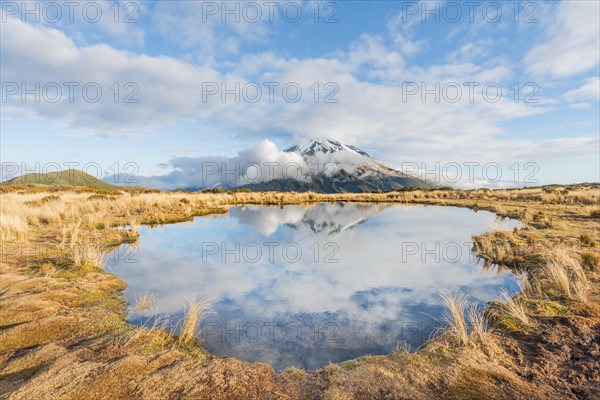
left=229, top=202, right=392, bottom=235
left=108, top=204, right=520, bottom=370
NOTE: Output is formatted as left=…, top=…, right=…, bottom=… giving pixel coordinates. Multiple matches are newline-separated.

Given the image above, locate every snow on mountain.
left=285, top=138, right=371, bottom=157
left=283, top=138, right=409, bottom=180
left=229, top=202, right=392, bottom=235
left=103, top=138, right=437, bottom=192
left=241, top=138, right=438, bottom=192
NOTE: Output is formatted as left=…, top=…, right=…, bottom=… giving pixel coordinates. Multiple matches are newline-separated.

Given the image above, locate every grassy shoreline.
left=1, top=185, right=599, bottom=399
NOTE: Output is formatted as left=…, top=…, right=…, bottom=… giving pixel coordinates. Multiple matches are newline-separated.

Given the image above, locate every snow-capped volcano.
left=103, top=138, right=437, bottom=192
left=285, top=138, right=371, bottom=157
left=284, top=138, right=379, bottom=175
left=242, top=138, right=437, bottom=193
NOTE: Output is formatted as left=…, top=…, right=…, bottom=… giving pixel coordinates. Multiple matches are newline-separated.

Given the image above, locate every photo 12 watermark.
left=399, top=81, right=539, bottom=104
left=199, top=1, right=340, bottom=24
left=401, top=162, right=540, bottom=185
left=1, top=162, right=140, bottom=185
left=2, top=82, right=140, bottom=104
left=1, top=1, right=140, bottom=24
left=201, top=81, right=339, bottom=104
left=399, top=1, right=539, bottom=24
left=200, top=241, right=340, bottom=264
left=199, top=319, right=343, bottom=345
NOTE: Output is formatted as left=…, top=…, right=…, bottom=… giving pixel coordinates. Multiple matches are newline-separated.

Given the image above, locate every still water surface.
left=107, top=203, right=519, bottom=370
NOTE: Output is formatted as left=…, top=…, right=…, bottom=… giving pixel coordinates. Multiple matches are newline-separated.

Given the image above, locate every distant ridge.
left=2, top=169, right=127, bottom=190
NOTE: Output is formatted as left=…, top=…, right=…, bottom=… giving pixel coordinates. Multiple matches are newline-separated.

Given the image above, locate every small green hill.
left=3, top=169, right=126, bottom=190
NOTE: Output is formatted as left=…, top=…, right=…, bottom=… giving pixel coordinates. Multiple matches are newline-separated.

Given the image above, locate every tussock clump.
left=88, top=194, right=111, bottom=201
left=40, top=194, right=61, bottom=203
left=440, top=291, right=470, bottom=346
left=581, top=252, right=600, bottom=271
left=132, top=292, right=157, bottom=312
left=467, top=305, right=489, bottom=346
left=24, top=195, right=61, bottom=206
left=496, top=290, right=531, bottom=327
left=39, top=262, right=56, bottom=277
left=71, top=240, right=106, bottom=269
left=178, top=298, right=211, bottom=347
left=543, top=247, right=589, bottom=302
left=439, top=291, right=490, bottom=348
left=0, top=213, right=28, bottom=241
left=472, top=230, right=526, bottom=266
left=579, top=233, right=596, bottom=247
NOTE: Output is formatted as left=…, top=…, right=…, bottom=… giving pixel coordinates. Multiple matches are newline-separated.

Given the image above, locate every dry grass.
left=440, top=291, right=470, bottom=346
left=439, top=291, right=492, bottom=348
left=0, top=184, right=598, bottom=398
left=178, top=298, right=210, bottom=346
left=496, top=290, right=531, bottom=327
left=125, top=314, right=175, bottom=351
left=472, top=230, right=525, bottom=266
left=0, top=213, right=28, bottom=241
left=132, top=291, right=157, bottom=312
left=580, top=233, right=596, bottom=247
left=516, top=272, right=543, bottom=298
left=128, top=218, right=141, bottom=234
left=543, top=247, right=589, bottom=302
left=71, top=239, right=106, bottom=268
left=466, top=304, right=489, bottom=346
left=581, top=252, right=600, bottom=271
left=1, top=184, right=598, bottom=241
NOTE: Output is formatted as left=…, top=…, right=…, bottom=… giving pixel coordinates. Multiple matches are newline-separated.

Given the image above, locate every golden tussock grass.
left=132, top=291, right=157, bottom=312
left=440, top=291, right=470, bottom=346
left=178, top=298, right=211, bottom=347
left=581, top=252, right=600, bottom=271
left=495, top=290, right=531, bottom=327
left=0, top=184, right=598, bottom=398
left=542, top=246, right=589, bottom=302
left=466, top=303, right=489, bottom=346
left=1, top=183, right=598, bottom=242
left=439, top=291, right=491, bottom=348
left=70, top=238, right=107, bottom=269
left=0, top=212, right=28, bottom=241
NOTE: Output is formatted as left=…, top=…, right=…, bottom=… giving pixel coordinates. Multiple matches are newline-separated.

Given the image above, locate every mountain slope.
left=240, top=138, right=437, bottom=193
left=3, top=169, right=127, bottom=190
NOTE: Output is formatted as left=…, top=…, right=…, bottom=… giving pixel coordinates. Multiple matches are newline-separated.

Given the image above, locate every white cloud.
left=148, top=0, right=291, bottom=65
left=3, top=12, right=596, bottom=174
left=525, top=1, right=600, bottom=77
left=1, top=15, right=224, bottom=136
left=562, top=77, right=600, bottom=102
left=446, top=41, right=492, bottom=63
left=116, top=140, right=309, bottom=190
left=1, top=0, right=146, bottom=47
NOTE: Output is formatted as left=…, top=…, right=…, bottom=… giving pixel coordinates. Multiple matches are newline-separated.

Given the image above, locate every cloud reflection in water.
left=107, top=203, right=519, bottom=370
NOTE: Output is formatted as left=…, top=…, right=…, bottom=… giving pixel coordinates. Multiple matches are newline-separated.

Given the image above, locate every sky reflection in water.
left=106, top=203, right=519, bottom=370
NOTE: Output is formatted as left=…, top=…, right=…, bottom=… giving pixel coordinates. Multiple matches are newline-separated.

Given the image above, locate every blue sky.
left=1, top=0, right=599, bottom=187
